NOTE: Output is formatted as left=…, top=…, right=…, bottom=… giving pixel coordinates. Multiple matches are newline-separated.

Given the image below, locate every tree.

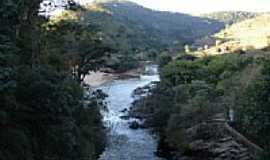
left=237, top=58, right=270, bottom=151
left=43, top=11, right=113, bottom=83
left=0, top=1, right=107, bottom=160
left=158, top=52, right=172, bottom=68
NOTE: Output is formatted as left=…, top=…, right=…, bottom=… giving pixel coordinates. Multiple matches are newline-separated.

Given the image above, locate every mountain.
left=201, top=11, right=260, bottom=25
left=82, top=0, right=224, bottom=55
left=46, top=0, right=225, bottom=71
left=192, top=14, right=270, bottom=56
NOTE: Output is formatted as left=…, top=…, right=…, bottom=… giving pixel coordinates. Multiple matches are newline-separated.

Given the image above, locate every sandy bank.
left=84, top=71, right=116, bottom=87
left=84, top=68, right=144, bottom=87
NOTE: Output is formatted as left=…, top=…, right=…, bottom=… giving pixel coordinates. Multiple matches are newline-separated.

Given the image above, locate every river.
left=98, top=65, right=161, bottom=160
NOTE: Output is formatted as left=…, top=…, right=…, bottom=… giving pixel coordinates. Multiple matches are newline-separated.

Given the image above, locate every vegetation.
left=141, top=13, right=270, bottom=158
left=132, top=52, right=270, bottom=158
left=82, top=0, right=224, bottom=59
left=43, top=10, right=113, bottom=82
left=2, top=0, right=270, bottom=160
left=38, top=0, right=225, bottom=73
left=0, top=1, right=225, bottom=159
left=0, top=1, right=107, bottom=160
left=236, top=57, right=270, bottom=150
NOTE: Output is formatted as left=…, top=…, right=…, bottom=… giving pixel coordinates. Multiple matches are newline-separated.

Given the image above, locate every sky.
left=123, top=0, right=270, bottom=14
left=40, top=0, right=270, bottom=16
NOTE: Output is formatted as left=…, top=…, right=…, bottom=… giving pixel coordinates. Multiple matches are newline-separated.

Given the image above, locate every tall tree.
left=1, top=1, right=106, bottom=160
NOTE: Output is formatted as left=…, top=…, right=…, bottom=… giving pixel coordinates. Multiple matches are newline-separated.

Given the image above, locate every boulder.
left=129, top=121, right=140, bottom=129
left=120, top=108, right=128, bottom=113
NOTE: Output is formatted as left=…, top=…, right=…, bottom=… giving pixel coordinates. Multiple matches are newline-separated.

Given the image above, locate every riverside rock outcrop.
left=176, top=121, right=258, bottom=160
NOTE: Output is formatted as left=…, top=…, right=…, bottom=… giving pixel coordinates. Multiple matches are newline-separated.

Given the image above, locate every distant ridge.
left=201, top=11, right=260, bottom=25
left=91, top=0, right=224, bottom=49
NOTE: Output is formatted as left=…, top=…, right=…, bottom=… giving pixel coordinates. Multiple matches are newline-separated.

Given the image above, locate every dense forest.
left=1, top=0, right=270, bottom=160
left=132, top=52, right=270, bottom=159
left=0, top=1, right=108, bottom=160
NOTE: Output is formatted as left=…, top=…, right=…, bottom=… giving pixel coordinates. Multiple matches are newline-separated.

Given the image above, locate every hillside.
left=192, top=14, right=270, bottom=56
left=82, top=0, right=224, bottom=56
left=216, top=14, right=270, bottom=49
left=201, top=11, right=259, bottom=25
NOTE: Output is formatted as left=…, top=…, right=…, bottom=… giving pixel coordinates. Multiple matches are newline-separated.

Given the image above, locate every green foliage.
left=102, top=1, right=224, bottom=46
left=0, top=1, right=106, bottom=160
left=236, top=57, right=270, bottom=150
left=42, top=11, right=113, bottom=82
left=134, top=53, right=270, bottom=155
left=118, top=55, right=140, bottom=72
left=158, top=52, right=172, bottom=68
left=81, top=0, right=224, bottom=61
left=160, top=58, right=208, bottom=86
left=205, top=54, right=252, bottom=84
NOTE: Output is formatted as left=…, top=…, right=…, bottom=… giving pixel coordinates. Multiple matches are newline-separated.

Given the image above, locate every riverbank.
left=84, top=68, right=144, bottom=87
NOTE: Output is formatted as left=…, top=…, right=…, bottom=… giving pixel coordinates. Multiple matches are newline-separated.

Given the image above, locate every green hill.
left=82, top=0, right=224, bottom=57
left=45, top=0, right=225, bottom=71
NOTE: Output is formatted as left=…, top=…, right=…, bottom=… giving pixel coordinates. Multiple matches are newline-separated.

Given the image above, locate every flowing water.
left=98, top=65, right=161, bottom=160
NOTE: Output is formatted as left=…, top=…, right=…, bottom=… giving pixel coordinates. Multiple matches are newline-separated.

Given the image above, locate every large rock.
left=129, top=121, right=140, bottom=130
left=180, top=123, right=255, bottom=160
left=120, top=108, right=128, bottom=113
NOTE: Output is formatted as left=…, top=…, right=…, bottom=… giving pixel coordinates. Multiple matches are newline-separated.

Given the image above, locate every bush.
left=133, top=53, right=264, bottom=156
left=236, top=57, right=270, bottom=150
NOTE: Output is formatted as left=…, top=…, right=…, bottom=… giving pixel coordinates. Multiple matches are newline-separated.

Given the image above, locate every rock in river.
left=129, top=121, right=140, bottom=129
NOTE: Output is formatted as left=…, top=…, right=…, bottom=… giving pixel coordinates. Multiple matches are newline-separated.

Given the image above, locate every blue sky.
left=128, top=0, right=270, bottom=14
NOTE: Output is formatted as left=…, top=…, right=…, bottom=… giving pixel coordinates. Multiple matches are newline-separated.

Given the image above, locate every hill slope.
left=192, top=14, right=270, bottom=56
left=216, top=14, right=270, bottom=49
left=82, top=0, right=224, bottom=55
